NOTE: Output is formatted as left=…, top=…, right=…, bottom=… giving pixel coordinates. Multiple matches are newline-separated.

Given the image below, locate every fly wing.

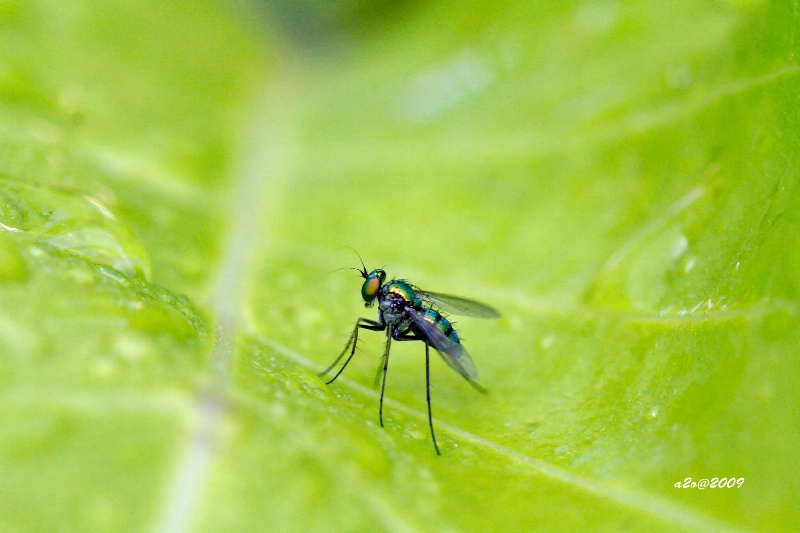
left=417, top=291, right=500, bottom=319
left=406, top=308, right=479, bottom=381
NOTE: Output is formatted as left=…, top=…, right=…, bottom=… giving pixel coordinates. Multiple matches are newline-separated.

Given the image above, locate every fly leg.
left=394, top=331, right=440, bottom=455
left=378, top=324, right=393, bottom=427
left=319, top=318, right=384, bottom=384
left=377, top=328, right=423, bottom=424
left=424, top=342, right=440, bottom=455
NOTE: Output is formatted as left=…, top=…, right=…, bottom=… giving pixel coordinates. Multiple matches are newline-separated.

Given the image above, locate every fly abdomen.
left=419, top=307, right=460, bottom=344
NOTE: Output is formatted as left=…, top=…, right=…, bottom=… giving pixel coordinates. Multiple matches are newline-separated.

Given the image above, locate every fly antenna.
left=329, top=266, right=358, bottom=274
left=345, top=246, right=370, bottom=278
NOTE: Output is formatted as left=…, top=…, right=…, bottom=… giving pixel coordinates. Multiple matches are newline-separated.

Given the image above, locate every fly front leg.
left=319, top=318, right=384, bottom=384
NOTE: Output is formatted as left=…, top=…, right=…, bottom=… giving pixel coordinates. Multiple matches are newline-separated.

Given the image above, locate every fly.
left=319, top=259, right=500, bottom=455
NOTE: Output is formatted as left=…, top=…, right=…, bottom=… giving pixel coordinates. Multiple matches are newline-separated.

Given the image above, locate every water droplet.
left=404, top=424, right=425, bottom=441
left=396, top=48, right=495, bottom=124
left=672, top=234, right=689, bottom=260
left=540, top=335, right=555, bottom=349
left=91, top=358, right=118, bottom=380
left=270, top=402, right=287, bottom=419
left=58, top=84, right=88, bottom=120
left=113, top=332, right=155, bottom=362
left=664, top=64, right=693, bottom=90
left=97, top=266, right=129, bottom=285
left=586, top=186, right=705, bottom=311
left=0, top=179, right=151, bottom=279
left=574, top=1, right=620, bottom=34
left=83, top=195, right=116, bottom=219
left=0, top=237, right=28, bottom=282
left=45, top=228, right=147, bottom=277
left=620, top=228, right=689, bottom=309
left=0, top=223, right=20, bottom=232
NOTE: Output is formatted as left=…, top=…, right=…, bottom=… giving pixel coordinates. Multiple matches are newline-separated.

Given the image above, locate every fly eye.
left=361, top=276, right=381, bottom=303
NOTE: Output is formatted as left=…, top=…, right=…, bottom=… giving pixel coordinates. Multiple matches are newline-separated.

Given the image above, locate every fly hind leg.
left=377, top=324, right=394, bottom=427
left=424, top=342, right=440, bottom=455
left=393, top=332, right=441, bottom=455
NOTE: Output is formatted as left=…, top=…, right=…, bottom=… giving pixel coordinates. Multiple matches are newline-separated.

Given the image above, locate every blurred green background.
left=1, top=0, right=798, bottom=530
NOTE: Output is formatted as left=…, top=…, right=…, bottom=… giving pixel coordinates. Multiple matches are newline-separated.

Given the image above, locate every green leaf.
left=1, top=0, right=798, bottom=531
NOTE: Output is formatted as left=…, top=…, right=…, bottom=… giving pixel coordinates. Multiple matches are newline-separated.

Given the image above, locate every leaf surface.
left=1, top=1, right=798, bottom=531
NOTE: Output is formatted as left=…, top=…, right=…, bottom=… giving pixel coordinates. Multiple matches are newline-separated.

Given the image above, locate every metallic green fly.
left=319, top=260, right=500, bottom=455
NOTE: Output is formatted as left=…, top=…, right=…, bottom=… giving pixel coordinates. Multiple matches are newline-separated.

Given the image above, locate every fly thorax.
left=378, top=297, right=406, bottom=326
left=377, top=280, right=420, bottom=328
